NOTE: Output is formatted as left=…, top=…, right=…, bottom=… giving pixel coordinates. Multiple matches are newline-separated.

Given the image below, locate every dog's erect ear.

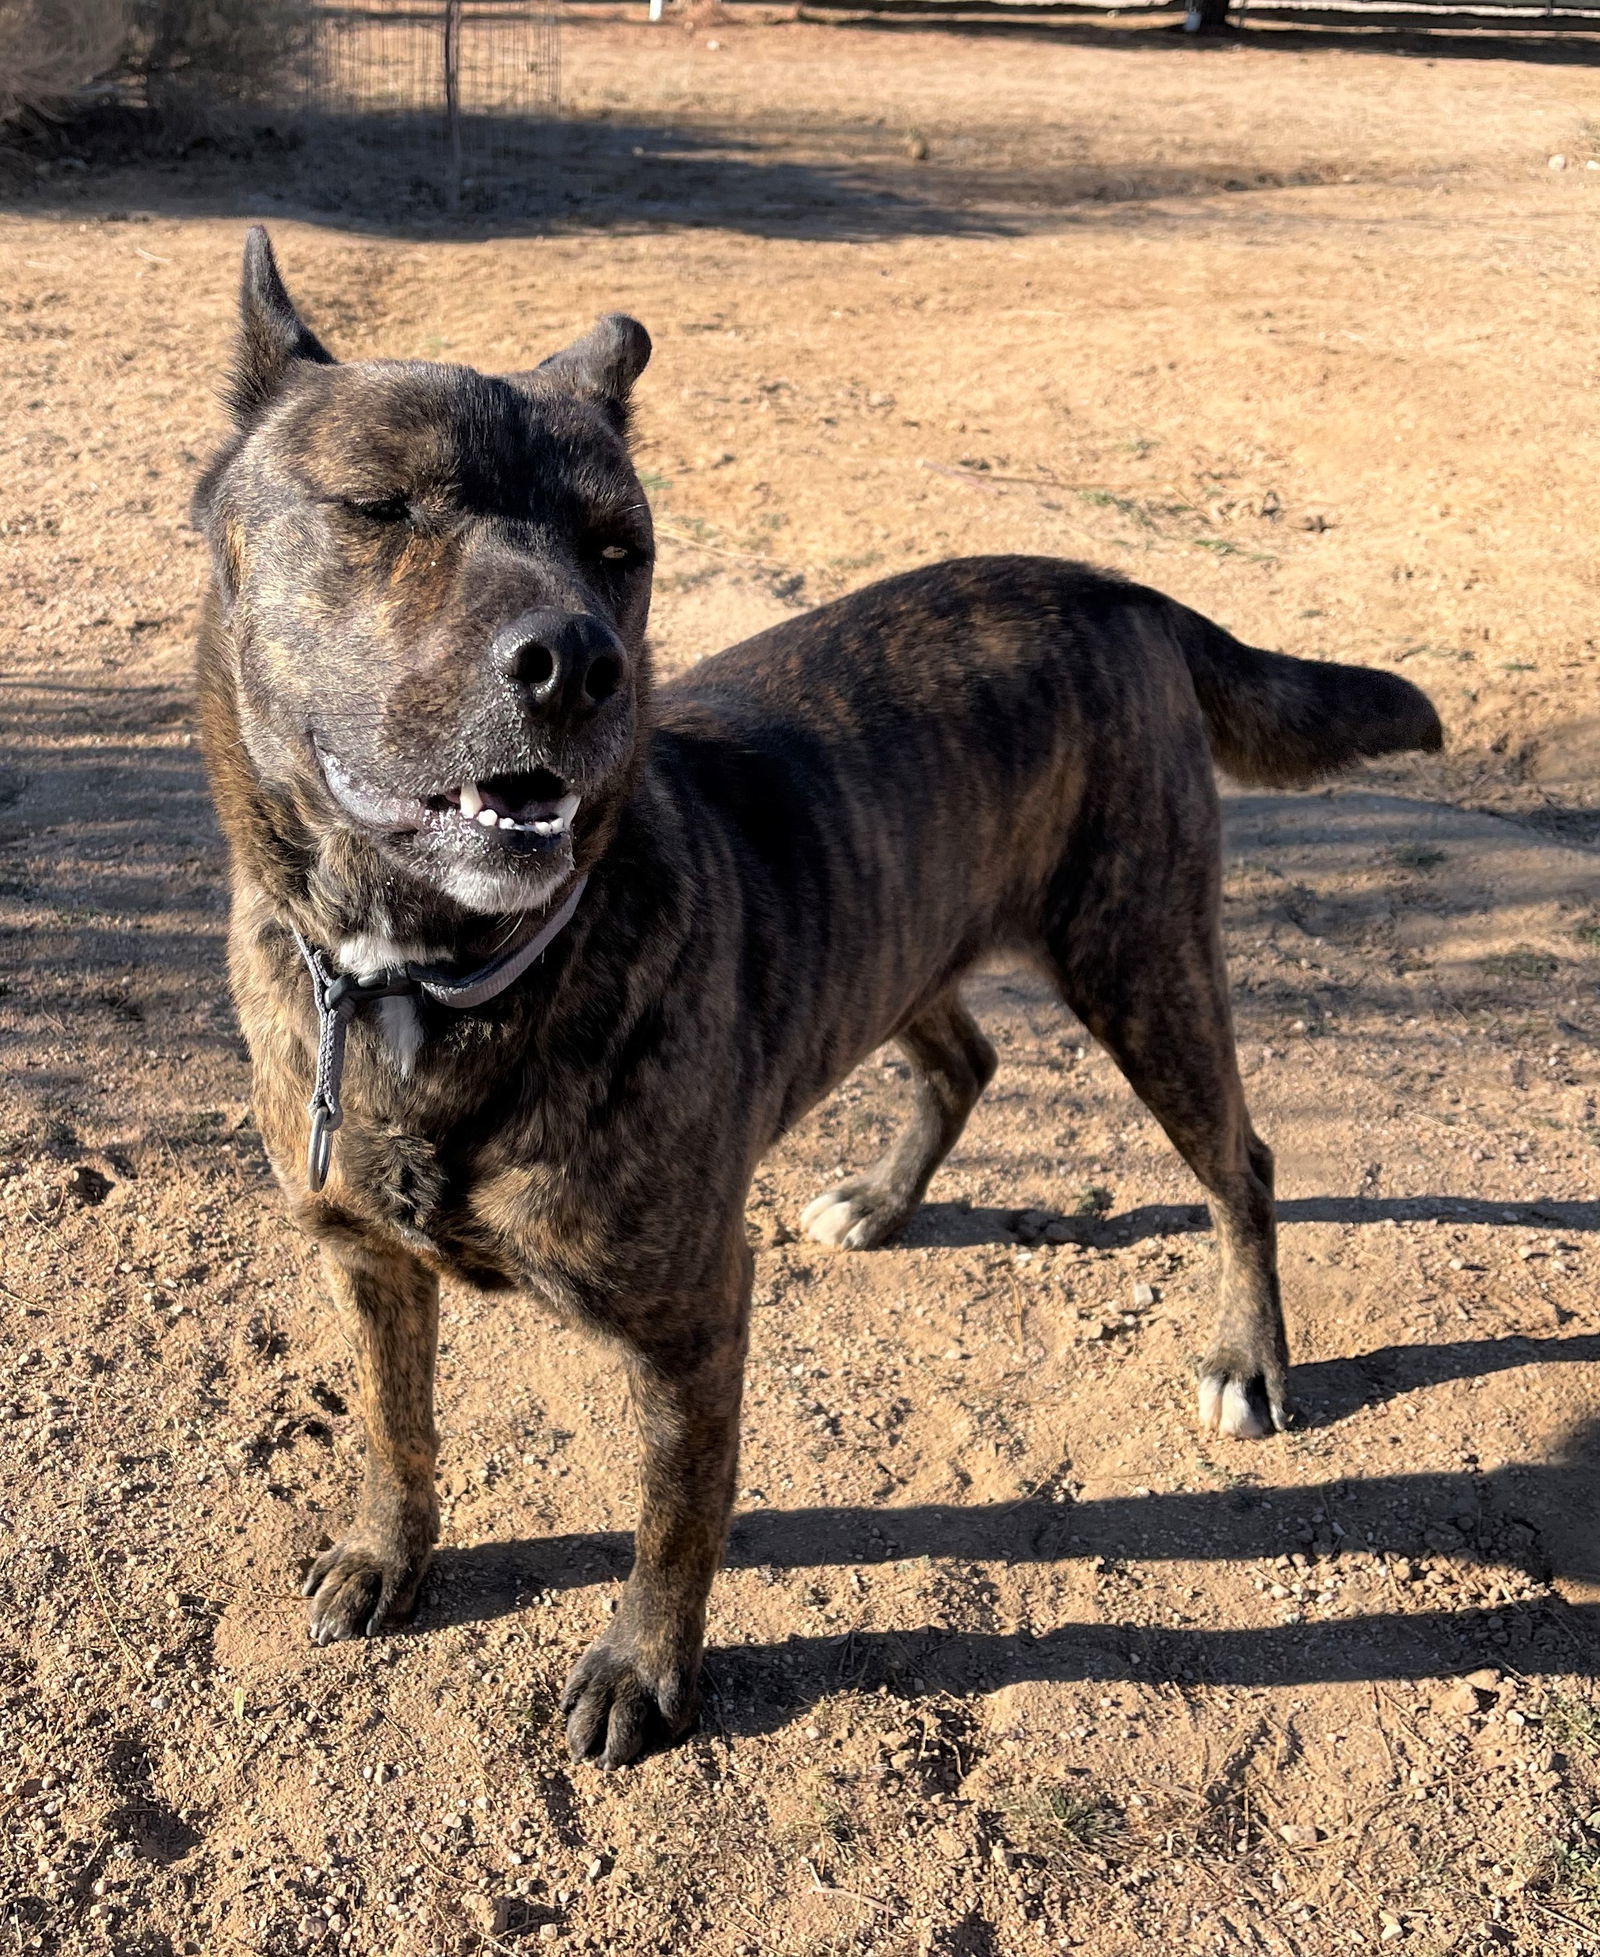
left=228, top=225, right=335, bottom=423
left=519, top=314, right=651, bottom=422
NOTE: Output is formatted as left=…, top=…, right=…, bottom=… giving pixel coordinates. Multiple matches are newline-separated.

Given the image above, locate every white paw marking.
left=803, top=1198, right=861, bottom=1247
left=1220, top=1379, right=1273, bottom=1440
left=1197, top=1374, right=1275, bottom=1440
left=799, top=1191, right=836, bottom=1232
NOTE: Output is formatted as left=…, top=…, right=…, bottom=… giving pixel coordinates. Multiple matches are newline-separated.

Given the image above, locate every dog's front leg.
left=301, top=1236, right=440, bottom=1644
left=562, top=1248, right=751, bottom=1769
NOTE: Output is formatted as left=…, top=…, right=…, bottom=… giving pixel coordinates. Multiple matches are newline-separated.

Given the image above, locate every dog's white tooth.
left=554, top=791, right=580, bottom=828
left=459, top=780, right=483, bottom=820
left=476, top=807, right=498, bottom=827
left=497, top=814, right=517, bottom=829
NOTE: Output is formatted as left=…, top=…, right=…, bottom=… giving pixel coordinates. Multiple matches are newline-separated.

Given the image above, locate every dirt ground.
left=4, top=12, right=1600, bottom=1956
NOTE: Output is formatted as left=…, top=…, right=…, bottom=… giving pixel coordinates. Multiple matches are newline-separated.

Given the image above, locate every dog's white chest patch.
left=337, top=934, right=427, bottom=1077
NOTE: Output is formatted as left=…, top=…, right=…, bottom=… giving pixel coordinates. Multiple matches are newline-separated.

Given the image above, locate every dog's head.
left=195, top=227, right=654, bottom=927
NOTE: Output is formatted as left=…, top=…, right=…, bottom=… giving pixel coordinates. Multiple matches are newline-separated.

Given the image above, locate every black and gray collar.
left=290, top=873, right=588, bottom=1193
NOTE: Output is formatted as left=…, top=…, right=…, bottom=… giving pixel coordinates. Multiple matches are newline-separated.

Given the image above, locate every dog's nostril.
left=583, top=653, right=622, bottom=704
left=505, top=640, right=557, bottom=690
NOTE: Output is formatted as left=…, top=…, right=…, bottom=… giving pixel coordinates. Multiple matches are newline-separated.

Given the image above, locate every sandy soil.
left=3, top=14, right=1600, bottom=1957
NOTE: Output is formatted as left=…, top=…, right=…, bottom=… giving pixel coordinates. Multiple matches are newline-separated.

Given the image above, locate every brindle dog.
left=195, top=228, right=1442, bottom=1768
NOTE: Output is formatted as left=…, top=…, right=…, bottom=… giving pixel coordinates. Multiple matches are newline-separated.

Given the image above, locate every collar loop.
left=290, top=874, right=587, bottom=1193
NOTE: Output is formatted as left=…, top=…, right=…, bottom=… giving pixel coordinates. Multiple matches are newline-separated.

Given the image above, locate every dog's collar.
left=289, top=873, right=588, bottom=1193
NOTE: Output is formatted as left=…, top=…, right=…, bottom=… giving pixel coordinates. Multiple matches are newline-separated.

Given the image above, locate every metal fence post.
left=443, top=0, right=463, bottom=211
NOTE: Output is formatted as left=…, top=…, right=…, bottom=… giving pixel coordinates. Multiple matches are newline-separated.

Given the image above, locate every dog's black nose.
left=491, top=610, right=626, bottom=713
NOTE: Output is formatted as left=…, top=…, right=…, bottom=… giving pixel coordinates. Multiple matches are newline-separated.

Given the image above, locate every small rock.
left=1549, top=153, right=1569, bottom=169
left=1012, top=1207, right=1051, bottom=1244
left=1443, top=1674, right=1497, bottom=1718
left=64, top=1162, right=115, bottom=1207
left=1131, top=1282, right=1155, bottom=1308
left=1279, top=1823, right=1320, bottom=1846
left=1380, top=1913, right=1406, bottom=1943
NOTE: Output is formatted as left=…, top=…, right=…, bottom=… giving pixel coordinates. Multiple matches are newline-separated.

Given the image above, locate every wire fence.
left=292, top=1, right=561, bottom=212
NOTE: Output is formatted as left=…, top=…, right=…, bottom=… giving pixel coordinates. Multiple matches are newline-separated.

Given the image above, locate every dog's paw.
left=301, top=1538, right=428, bottom=1646
left=800, top=1178, right=907, bottom=1250
left=1196, top=1366, right=1288, bottom=1440
left=560, top=1633, right=699, bottom=1770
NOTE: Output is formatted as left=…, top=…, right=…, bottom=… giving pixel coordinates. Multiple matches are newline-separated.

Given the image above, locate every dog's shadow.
left=691, top=1595, right=1600, bottom=1740
left=1294, top=1331, right=1600, bottom=1427
left=427, top=1378, right=1600, bottom=1718
left=909, top=1191, right=1600, bottom=1250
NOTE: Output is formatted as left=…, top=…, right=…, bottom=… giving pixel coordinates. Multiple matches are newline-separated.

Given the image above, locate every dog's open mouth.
left=316, top=743, right=580, bottom=855
left=422, top=773, right=580, bottom=838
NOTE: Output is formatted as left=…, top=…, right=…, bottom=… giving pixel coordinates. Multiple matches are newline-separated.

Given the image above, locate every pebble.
left=1549, top=153, right=1568, bottom=169
left=1443, top=1672, right=1498, bottom=1718
left=1279, top=1823, right=1320, bottom=1846
left=1131, top=1282, right=1155, bottom=1308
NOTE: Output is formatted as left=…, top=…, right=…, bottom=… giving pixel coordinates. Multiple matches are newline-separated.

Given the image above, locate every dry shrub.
left=0, top=0, right=126, bottom=124
left=0, top=0, right=311, bottom=134
left=127, top=0, right=312, bottom=115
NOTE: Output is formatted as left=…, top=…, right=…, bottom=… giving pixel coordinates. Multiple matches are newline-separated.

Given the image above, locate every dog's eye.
left=344, top=495, right=411, bottom=525
left=594, top=541, right=647, bottom=571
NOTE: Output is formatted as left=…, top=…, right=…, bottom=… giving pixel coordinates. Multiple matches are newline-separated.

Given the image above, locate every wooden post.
left=443, top=0, right=463, bottom=212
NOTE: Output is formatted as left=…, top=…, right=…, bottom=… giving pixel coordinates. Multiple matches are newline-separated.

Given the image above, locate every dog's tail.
left=1175, top=605, right=1443, bottom=789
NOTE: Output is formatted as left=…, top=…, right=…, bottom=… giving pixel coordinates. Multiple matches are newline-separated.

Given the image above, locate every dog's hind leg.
left=801, top=989, right=997, bottom=1250
left=300, top=1238, right=441, bottom=1643
left=1044, top=907, right=1287, bottom=1441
